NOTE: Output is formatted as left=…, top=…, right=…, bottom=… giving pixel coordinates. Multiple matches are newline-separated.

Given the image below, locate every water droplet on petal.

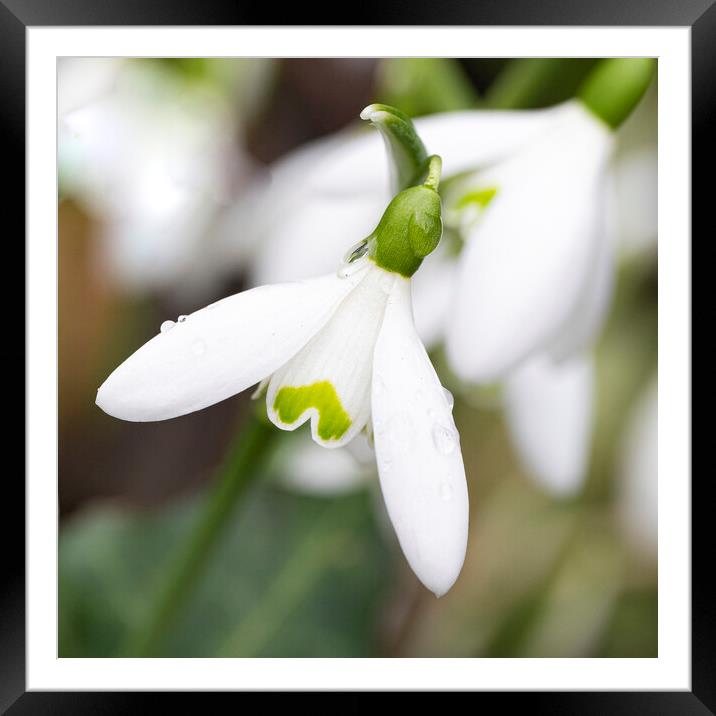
left=432, top=424, right=457, bottom=455
left=439, top=480, right=453, bottom=501
left=191, top=339, right=206, bottom=356
left=177, top=315, right=188, bottom=323
left=160, top=320, right=175, bottom=333
left=338, top=239, right=370, bottom=278
left=343, top=238, right=369, bottom=264
left=443, top=387, right=455, bottom=411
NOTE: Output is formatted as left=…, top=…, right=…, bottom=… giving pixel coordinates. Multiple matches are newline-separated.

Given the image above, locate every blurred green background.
left=58, top=58, right=657, bottom=658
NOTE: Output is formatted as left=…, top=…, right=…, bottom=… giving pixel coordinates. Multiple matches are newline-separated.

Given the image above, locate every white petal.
left=504, top=354, right=593, bottom=496
left=371, top=278, right=469, bottom=596
left=612, top=145, right=658, bottom=258
left=96, top=272, right=360, bottom=421
left=414, top=105, right=565, bottom=177
left=266, top=263, right=391, bottom=447
left=58, top=58, right=122, bottom=117
left=446, top=101, right=614, bottom=382
left=549, top=202, right=614, bottom=362
left=251, top=193, right=384, bottom=285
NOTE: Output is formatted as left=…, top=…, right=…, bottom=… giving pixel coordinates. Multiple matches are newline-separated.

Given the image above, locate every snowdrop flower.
left=96, top=144, right=469, bottom=597
left=246, top=59, right=655, bottom=497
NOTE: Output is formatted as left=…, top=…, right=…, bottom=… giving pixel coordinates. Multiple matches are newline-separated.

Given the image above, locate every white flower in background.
left=445, top=99, right=615, bottom=495
left=244, top=60, right=655, bottom=497
left=59, top=60, right=266, bottom=294
left=57, top=57, right=123, bottom=117
left=617, top=380, right=658, bottom=561
left=96, top=162, right=470, bottom=597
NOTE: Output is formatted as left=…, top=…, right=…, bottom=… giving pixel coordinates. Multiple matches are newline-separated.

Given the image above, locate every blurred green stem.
left=122, top=412, right=276, bottom=656
left=485, top=58, right=599, bottom=109
left=217, top=501, right=363, bottom=656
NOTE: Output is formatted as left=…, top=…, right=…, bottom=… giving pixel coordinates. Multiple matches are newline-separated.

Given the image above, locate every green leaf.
left=376, top=58, right=479, bottom=117
left=485, top=58, right=599, bottom=110
left=578, top=58, right=656, bottom=129
left=59, top=486, right=394, bottom=657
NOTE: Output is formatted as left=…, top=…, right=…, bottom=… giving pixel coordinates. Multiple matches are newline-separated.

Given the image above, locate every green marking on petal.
left=454, top=186, right=498, bottom=211
left=273, top=381, right=352, bottom=441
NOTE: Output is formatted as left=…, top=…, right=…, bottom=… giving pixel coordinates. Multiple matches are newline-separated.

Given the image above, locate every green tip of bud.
left=368, top=173, right=443, bottom=278
left=578, top=58, right=656, bottom=129
left=360, top=103, right=429, bottom=193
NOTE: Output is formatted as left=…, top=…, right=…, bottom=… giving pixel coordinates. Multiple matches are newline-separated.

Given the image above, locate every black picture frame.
left=7, top=0, right=705, bottom=710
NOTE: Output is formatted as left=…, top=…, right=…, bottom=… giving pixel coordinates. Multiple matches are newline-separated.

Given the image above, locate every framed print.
left=8, top=0, right=706, bottom=709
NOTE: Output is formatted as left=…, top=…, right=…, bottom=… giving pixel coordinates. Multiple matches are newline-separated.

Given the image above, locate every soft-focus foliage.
left=59, top=58, right=657, bottom=658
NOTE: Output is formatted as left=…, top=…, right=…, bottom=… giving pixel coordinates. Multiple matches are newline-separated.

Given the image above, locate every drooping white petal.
left=617, top=380, right=658, bottom=560
left=371, top=278, right=469, bottom=596
left=446, top=101, right=614, bottom=382
left=266, top=263, right=392, bottom=447
left=96, top=272, right=361, bottom=421
left=549, top=196, right=614, bottom=362
left=504, top=353, right=593, bottom=496
left=415, top=105, right=567, bottom=178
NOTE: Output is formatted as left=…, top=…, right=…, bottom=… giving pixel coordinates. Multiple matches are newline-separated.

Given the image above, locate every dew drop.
left=343, top=238, right=369, bottom=264
left=177, top=314, right=188, bottom=323
left=439, top=480, right=453, bottom=501
left=432, top=424, right=457, bottom=455
left=338, top=239, right=370, bottom=278
left=191, top=339, right=206, bottom=356
left=160, top=320, right=175, bottom=333
left=443, top=387, right=455, bottom=411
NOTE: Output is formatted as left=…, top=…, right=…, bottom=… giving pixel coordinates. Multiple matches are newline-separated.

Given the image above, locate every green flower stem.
left=578, top=58, right=656, bottom=129
left=377, top=59, right=480, bottom=116
left=217, top=501, right=364, bottom=656
left=423, top=154, right=442, bottom=192
left=361, top=103, right=428, bottom=192
left=122, top=412, right=277, bottom=656
left=485, top=58, right=599, bottom=110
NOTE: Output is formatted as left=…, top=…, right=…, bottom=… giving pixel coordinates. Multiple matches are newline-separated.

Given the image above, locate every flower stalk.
left=578, top=58, right=656, bottom=129
left=122, top=412, right=276, bottom=656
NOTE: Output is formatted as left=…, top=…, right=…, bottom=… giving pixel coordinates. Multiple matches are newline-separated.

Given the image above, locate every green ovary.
left=273, top=381, right=352, bottom=441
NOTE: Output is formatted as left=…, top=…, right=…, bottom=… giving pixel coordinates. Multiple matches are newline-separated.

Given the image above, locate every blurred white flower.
left=96, top=184, right=469, bottom=597
left=617, top=380, right=658, bottom=560
left=274, top=428, right=374, bottom=495
left=59, top=60, right=255, bottom=294
left=445, top=101, right=613, bottom=381
left=57, top=58, right=123, bottom=116
left=606, top=81, right=658, bottom=260
left=503, top=355, right=594, bottom=496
